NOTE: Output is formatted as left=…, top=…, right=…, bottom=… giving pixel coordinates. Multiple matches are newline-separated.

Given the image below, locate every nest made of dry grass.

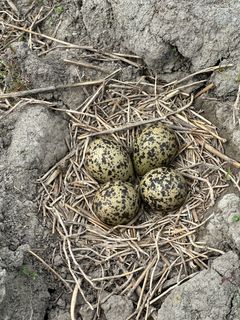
left=38, top=70, right=240, bottom=320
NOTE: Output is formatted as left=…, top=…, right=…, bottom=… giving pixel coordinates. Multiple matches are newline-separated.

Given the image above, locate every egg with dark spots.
left=85, top=137, right=134, bottom=183
left=133, top=124, right=178, bottom=176
left=140, top=167, right=187, bottom=211
left=92, top=181, right=140, bottom=226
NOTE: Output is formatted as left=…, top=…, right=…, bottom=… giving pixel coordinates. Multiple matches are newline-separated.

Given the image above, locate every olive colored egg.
left=140, top=167, right=187, bottom=211
left=92, top=181, right=140, bottom=226
left=133, top=124, right=178, bottom=176
left=85, top=137, right=134, bottom=183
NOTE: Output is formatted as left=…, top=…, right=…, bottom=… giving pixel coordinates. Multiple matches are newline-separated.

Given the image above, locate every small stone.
left=57, top=298, right=66, bottom=308
left=217, top=193, right=240, bottom=213
left=79, top=304, right=95, bottom=320
left=53, top=255, right=63, bottom=267
left=101, top=295, right=134, bottom=320
left=232, top=130, right=240, bottom=151
left=0, top=268, right=6, bottom=304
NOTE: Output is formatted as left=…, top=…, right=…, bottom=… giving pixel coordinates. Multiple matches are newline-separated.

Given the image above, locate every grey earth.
left=157, top=251, right=240, bottom=320
left=1, top=0, right=240, bottom=319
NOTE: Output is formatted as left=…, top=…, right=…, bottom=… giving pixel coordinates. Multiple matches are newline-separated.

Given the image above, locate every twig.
left=233, top=83, right=240, bottom=125
left=70, top=284, right=79, bottom=320
left=163, top=65, right=233, bottom=87
left=149, top=272, right=198, bottom=304
left=0, top=79, right=105, bottom=99
left=0, top=67, right=121, bottom=100
left=5, top=0, right=19, bottom=15
left=195, top=83, right=215, bottom=98
left=64, top=59, right=108, bottom=73
left=197, top=138, right=240, bottom=168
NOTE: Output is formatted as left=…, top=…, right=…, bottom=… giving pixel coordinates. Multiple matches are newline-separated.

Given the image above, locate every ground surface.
left=0, top=1, right=240, bottom=319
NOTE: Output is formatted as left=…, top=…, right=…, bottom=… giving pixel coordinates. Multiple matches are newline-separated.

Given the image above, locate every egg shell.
left=92, top=181, right=140, bottom=226
left=85, top=137, right=134, bottom=183
left=140, top=167, right=187, bottom=211
left=133, top=124, right=178, bottom=176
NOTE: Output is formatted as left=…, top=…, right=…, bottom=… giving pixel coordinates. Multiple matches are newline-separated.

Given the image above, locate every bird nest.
left=38, top=68, right=240, bottom=320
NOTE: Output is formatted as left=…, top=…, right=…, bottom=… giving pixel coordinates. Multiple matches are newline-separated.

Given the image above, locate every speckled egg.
left=85, top=137, right=134, bottom=183
left=92, top=181, right=140, bottom=226
left=133, top=124, right=178, bottom=176
left=140, top=167, right=187, bottom=211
